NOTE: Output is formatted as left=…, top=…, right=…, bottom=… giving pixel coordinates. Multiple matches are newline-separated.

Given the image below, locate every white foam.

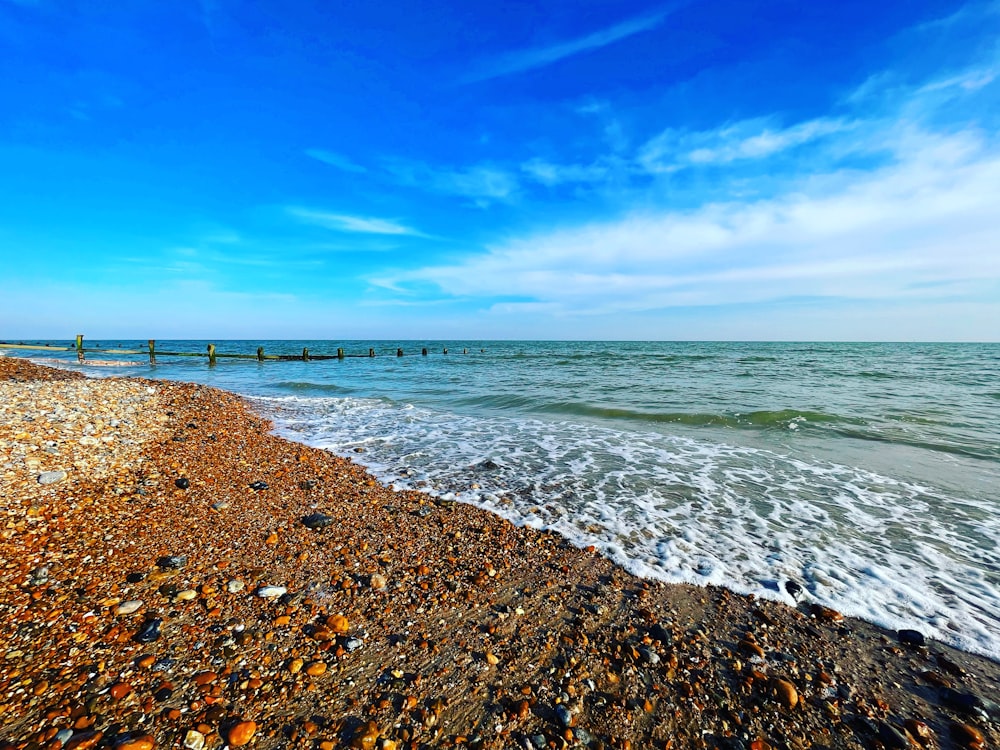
left=255, top=394, right=1000, bottom=660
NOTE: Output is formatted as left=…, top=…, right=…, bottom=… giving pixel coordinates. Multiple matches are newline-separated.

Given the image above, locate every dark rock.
left=156, top=555, right=186, bottom=570
left=133, top=618, right=162, bottom=643
left=153, top=683, right=174, bottom=701
left=940, top=688, right=990, bottom=719
left=301, top=512, right=335, bottom=530
left=648, top=623, right=673, bottom=645
left=784, top=580, right=803, bottom=600
left=249, top=481, right=268, bottom=490
left=299, top=480, right=316, bottom=490
left=878, top=722, right=910, bottom=750
left=477, top=459, right=502, bottom=470
left=126, top=572, right=146, bottom=584
left=174, top=477, right=190, bottom=489
left=898, top=629, right=926, bottom=647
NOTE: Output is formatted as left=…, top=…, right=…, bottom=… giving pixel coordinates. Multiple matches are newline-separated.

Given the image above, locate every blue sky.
left=1, top=0, right=998, bottom=340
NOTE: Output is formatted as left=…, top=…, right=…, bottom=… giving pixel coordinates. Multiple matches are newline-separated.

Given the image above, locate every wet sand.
left=1, top=357, right=997, bottom=750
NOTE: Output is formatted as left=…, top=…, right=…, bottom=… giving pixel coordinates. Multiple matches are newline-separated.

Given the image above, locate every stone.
left=175, top=477, right=190, bottom=489
left=114, top=600, right=143, bottom=615
left=771, top=678, right=798, bottom=709
left=302, top=512, right=335, bottom=530
left=555, top=705, right=574, bottom=727
left=904, top=719, right=934, bottom=747
left=133, top=617, right=162, bottom=643
left=738, top=639, right=765, bottom=660
left=109, top=682, right=132, bottom=700
left=370, top=573, right=387, bottom=589
left=156, top=555, right=186, bottom=570
left=183, top=730, right=205, bottom=750
left=784, top=580, right=802, bottom=600
left=115, top=735, right=154, bottom=750
left=175, top=589, right=198, bottom=602
left=950, top=722, right=984, bottom=748
left=877, top=722, right=909, bottom=750
left=227, top=579, right=245, bottom=593
left=249, top=481, right=268, bottom=490
left=328, top=614, right=349, bottom=634
left=345, top=637, right=364, bottom=652
left=227, top=721, right=257, bottom=747
left=38, top=470, right=68, bottom=484
left=809, top=604, right=844, bottom=622
left=897, top=629, right=925, bottom=647
left=306, top=661, right=328, bottom=676
left=256, top=585, right=287, bottom=598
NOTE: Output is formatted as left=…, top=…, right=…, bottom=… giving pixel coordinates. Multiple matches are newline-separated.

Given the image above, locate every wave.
left=273, top=380, right=354, bottom=395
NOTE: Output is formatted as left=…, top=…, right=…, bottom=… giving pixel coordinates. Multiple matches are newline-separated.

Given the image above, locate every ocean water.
left=14, top=340, right=1000, bottom=659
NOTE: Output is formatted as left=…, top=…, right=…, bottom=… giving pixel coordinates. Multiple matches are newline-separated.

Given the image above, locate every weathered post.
left=148, top=339, right=156, bottom=365
left=443, top=348, right=448, bottom=355
left=75, top=334, right=84, bottom=363
left=422, top=347, right=428, bottom=356
left=369, top=348, right=375, bottom=358
left=208, top=343, right=217, bottom=366
left=337, top=348, right=345, bottom=360
left=257, top=346, right=264, bottom=362
left=302, top=347, right=309, bottom=361
left=397, top=348, right=403, bottom=357
left=463, top=348, right=468, bottom=354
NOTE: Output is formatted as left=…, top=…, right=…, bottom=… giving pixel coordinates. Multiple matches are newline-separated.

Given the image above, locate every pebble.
left=38, top=470, right=67, bottom=485
left=256, top=585, right=287, bottom=598
left=227, top=721, right=257, bottom=747
left=175, top=589, right=198, bottom=601
left=249, top=480, right=269, bottom=490
left=174, top=477, right=190, bottom=489
left=904, top=719, right=934, bottom=747
left=370, top=573, right=387, bottom=589
left=114, top=600, right=144, bottom=615
left=897, top=629, right=926, bottom=647
left=328, top=614, right=349, bottom=633
left=878, top=722, right=910, bottom=750
left=950, top=722, right=985, bottom=748
left=227, top=579, right=245, bottom=593
left=183, top=730, right=206, bottom=750
left=116, top=734, right=154, bottom=750
left=133, top=617, right=162, bottom=643
left=555, top=704, right=574, bottom=727
left=301, top=512, right=335, bottom=529
left=771, top=678, right=798, bottom=709
left=156, top=555, right=186, bottom=570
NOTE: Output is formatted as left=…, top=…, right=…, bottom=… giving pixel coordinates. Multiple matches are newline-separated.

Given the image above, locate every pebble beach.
left=1, top=357, right=998, bottom=750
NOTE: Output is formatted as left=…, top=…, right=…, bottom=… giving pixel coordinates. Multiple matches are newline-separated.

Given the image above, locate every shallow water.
left=16, top=340, right=1000, bottom=658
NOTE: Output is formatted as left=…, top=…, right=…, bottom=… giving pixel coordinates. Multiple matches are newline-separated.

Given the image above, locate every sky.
left=1, top=0, right=998, bottom=341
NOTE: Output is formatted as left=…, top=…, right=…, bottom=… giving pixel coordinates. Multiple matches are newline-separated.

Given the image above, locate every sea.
left=12, top=340, right=1000, bottom=659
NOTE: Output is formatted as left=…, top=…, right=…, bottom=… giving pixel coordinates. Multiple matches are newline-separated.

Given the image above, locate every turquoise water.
left=13, top=340, right=1000, bottom=657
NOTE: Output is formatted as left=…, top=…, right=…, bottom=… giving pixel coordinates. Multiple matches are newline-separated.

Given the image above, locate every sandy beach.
left=1, top=357, right=997, bottom=750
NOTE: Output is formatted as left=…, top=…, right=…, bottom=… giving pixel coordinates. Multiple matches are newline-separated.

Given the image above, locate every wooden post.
left=422, top=347, right=428, bottom=356
left=208, top=343, right=217, bottom=366
left=337, top=347, right=344, bottom=360
left=75, top=334, right=84, bottom=363
left=302, top=347, right=309, bottom=361
left=257, top=346, right=264, bottom=362
left=443, top=348, right=448, bottom=354
left=463, top=348, right=468, bottom=354
left=397, top=348, right=403, bottom=357
left=148, top=339, right=156, bottom=365
left=369, top=348, right=375, bottom=358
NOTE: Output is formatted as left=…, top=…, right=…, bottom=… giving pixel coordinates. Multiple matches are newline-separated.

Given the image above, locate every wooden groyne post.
left=208, top=343, right=217, bottom=366
left=369, top=348, right=375, bottom=358
left=397, top=348, right=403, bottom=357
left=338, top=348, right=345, bottom=360
left=302, top=347, right=309, bottom=361
left=256, top=346, right=264, bottom=362
left=148, top=340, right=156, bottom=365
left=76, top=334, right=84, bottom=363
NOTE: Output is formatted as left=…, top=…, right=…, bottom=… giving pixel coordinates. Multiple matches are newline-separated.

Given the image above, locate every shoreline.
left=1, top=357, right=997, bottom=750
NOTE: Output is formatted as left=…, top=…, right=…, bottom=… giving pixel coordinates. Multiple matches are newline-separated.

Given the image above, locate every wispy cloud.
left=288, top=207, right=427, bottom=236
left=379, top=51, right=1000, bottom=319
left=464, top=8, right=672, bottom=83
left=306, top=148, right=368, bottom=174
left=384, top=160, right=518, bottom=207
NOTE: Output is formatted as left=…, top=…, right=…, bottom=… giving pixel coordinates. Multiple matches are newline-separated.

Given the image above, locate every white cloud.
left=464, top=9, right=670, bottom=83
left=306, top=148, right=368, bottom=174
left=384, top=160, right=518, bottom=206
left=288, top=207, right=426, bottom=236
left=383, top=128, right=1000, bottom=315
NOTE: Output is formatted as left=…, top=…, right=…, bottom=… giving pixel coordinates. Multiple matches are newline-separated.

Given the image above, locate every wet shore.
left=1, top=357, right=997, bottom=750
